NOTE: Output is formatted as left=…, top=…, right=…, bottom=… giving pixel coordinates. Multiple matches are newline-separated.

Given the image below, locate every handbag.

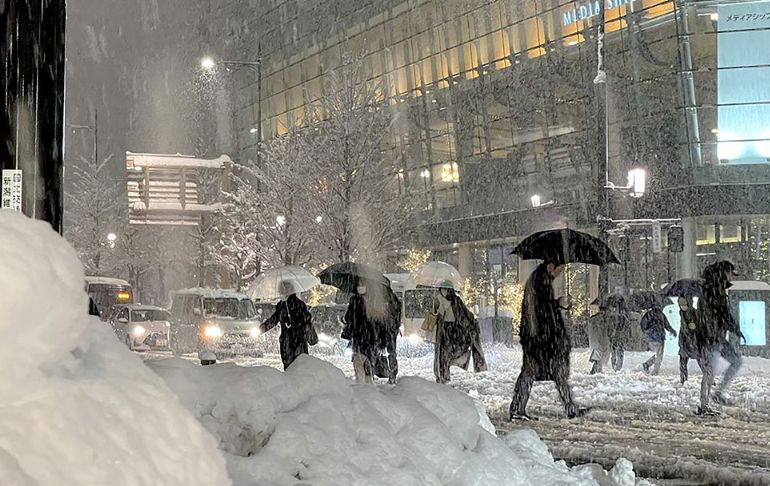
left=421, top=300, right=440, bottom=333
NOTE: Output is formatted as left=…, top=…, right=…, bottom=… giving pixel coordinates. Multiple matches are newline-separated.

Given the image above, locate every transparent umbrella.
left=249, top=266, right=321, bottom=302
left=411, top=261, right=464, bottom=290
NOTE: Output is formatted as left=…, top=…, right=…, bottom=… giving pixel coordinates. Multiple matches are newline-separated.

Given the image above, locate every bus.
left=85, top=276, right=134, bottom=320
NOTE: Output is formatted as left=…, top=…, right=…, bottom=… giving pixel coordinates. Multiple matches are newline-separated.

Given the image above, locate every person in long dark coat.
left=677, top=295, right=700, bottom=384
left=694, top=260, right=743, bottom=415
left=433, top=287, right=487, bottom=384
left=374, top=289, right=401, bottom=384
left=607, top=295, right=630, bottom=371
left=510, top=261, right=585, bottom=421
left=341, top=285, right=380, bottom=384
left=260, top=282, right=318, bottom=370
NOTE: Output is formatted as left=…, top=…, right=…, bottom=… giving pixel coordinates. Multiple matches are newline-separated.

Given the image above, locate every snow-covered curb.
left=149, top=355, right=642, bottom=485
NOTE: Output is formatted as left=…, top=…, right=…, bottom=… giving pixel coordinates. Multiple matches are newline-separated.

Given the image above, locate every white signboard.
left=652, top=222, right=662, bottom=254
left=1, top=170, right=23, bottom=212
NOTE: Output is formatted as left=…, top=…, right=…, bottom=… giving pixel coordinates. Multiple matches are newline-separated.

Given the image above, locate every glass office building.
left=231, top=0, right=770, bottom=289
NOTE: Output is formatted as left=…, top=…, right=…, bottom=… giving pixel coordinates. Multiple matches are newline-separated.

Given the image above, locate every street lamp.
left=198, top=50, right=263, bottom=166
left=106, top=232, right=117, bottom=249
left=530, top=194, right=542, bottom=208
left=276, top=215, right=286, bottom=227
left=604, top=168, right=647, bottom=198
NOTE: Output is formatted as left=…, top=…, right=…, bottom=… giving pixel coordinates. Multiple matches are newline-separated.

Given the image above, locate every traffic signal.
left=669, top=225, right=684, bottom=253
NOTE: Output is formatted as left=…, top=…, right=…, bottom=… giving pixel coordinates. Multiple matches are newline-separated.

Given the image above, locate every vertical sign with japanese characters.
left=651, top=222, right=662, bottom=254
left=1, top=170, right=23, bottom=212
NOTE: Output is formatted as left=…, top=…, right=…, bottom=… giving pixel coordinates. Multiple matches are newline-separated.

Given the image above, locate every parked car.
left=168, top=288, right=262, bottom=361
left=109, top=304, right=171, bottom=350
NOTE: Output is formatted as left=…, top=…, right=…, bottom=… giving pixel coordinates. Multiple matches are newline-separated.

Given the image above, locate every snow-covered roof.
left=126, top=152, right=231, bottom=169
left=171, top=288, right=250, bottom=299
left=130, top=201, right=223, bottom=212
left=121, top=304, right=167, bottom=311
left=85, top=276, right=131, bottom=286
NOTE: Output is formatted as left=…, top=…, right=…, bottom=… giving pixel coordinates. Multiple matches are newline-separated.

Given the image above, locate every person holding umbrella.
left=260, top=281, right=318, bottom=370
left=432, top=282, right=487, bottom=384
left=693, top=260, right=744, bottom=415
left=509, top=229, right=618, bottom=420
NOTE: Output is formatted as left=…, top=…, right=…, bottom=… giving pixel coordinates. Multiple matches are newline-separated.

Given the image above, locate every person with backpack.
left=640, top=303, right=677, bottom=375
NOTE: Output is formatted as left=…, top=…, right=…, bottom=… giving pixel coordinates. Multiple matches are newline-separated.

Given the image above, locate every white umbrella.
left=249, top=266, right=321, bottom=302
left=411, top=261, right=464, bottom=290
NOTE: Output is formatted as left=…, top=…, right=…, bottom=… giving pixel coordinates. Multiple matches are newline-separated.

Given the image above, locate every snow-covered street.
left=191, top=345, right=770, bottom=485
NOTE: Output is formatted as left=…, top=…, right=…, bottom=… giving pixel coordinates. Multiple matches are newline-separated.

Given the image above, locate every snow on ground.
left=147, top=354, right=642, bottom=486
left=0, top=210, right=230, bottom=486
left=209, top=340, right=770, bottom=485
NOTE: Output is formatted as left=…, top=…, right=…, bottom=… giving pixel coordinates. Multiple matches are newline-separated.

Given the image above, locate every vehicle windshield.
left=203, top=297, right=255, bottom=320
left=131, top=309, right=170, bottom=322
left=87, top=283, right=133, bottom=317
left=404, top=289, right=439, bottom=319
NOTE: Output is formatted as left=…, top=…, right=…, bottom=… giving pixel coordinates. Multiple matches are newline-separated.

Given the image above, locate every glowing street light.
left=200, top=56, right=216, bottom=70
left=276, top=215, right=286, bottom=227
left=627, top=168, right=647, bottom=198
left=530, top=194, right=542, bottom=208
left=315, top=215, right=323, bottom=223
left=107, top=232, right=117, bottom=242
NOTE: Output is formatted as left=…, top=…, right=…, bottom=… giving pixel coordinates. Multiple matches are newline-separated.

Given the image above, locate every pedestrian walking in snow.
left=374, top=289, right=401, bottom=384
left=342, top=285, right=380, bottom=384
left=694, top=260, right=744, bottom=416
left=640, top=303, right=677, bottom=375
left=677, top=295, right=700, bottom=384
left=260, top=282, right=318, bottom=370
left=510, top=261, right=586, bottom=421
left=432, top=285, right=487, bottom=384
left=587, top=307, right=612, bottom=374
left=606, top=295, right=630, bottom=371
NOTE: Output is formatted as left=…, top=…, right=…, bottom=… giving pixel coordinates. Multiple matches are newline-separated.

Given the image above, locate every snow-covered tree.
left=312, top=54, right=414, bottom=264
left=64, top=154, right=123, bottom=275
left=251, top=125, right=325, bottom=268
left=114, top=225, right=160, bottom=301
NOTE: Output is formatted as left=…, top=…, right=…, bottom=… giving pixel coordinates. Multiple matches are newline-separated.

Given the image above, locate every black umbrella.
left=317, top=262, right=391, bottom=294
left=662, top=279, right=702, bottom=298
left=511, top=228, right=620, bottom=266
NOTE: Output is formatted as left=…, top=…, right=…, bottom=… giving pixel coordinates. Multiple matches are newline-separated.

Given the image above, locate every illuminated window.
left=720, top=224, right=742, bottom=243
left=696, top=223, right=717, bottom=245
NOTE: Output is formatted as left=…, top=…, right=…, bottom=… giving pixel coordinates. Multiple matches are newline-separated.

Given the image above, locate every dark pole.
left=256, top=42, right=262, bottom=168
left=94, top=109, right=99, bottom=166
left=596, top=4, right=609, bottom=295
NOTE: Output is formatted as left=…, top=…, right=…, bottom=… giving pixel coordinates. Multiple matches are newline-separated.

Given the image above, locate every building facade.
left=227, top=0, right=770, bottom=297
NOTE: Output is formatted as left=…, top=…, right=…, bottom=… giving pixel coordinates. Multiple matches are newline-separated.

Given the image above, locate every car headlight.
left=131, top=325, right=146, bottom=337
left=407, top=333, right=423, bottom=345
left=203, top=325, right=222, bottom=338
left=250, top=327, right=260, bottom=338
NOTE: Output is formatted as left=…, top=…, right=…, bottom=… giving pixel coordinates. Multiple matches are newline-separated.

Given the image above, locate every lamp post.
left=200, top=47, right=262, bottom=168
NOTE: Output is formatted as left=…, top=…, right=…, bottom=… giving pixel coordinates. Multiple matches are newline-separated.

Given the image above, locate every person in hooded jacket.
left=640, top=302, right=677, bottom=375
left=677, top=295, right=700, bottom=384
left=433, top=286, right=487, bottom=384
left=260, top=282, right=318, bottom=370
left=510, top=260, right=586, bottom=421
left=342, top=284, right=380, bottom=384
left=694, top=260, right=744, bottom=415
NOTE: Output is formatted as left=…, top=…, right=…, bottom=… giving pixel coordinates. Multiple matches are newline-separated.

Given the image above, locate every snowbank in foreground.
left=0, top=210, right=230, bottom=486
left=149, top=355, right=639, bottom=486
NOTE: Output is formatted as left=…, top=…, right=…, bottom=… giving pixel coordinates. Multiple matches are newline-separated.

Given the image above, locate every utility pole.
left=595, top=4, right=610, bottom=296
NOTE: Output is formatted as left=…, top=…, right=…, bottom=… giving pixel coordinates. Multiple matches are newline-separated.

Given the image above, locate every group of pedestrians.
left=261, top=278, right=488, bottom=387
left=259, top=258, right=745, bottom=420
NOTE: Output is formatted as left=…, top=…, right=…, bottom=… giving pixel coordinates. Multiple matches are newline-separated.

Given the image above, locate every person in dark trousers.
left=694, top=260, right=744, bottom=416
left=433, top=285, right=487, bottom=384
left=510, top=261, right=586, bottom=421
left=641, top=303, right=677, bottom=375
left=677, top=295, right=700, bottom=384
left=342, top=285, right=379, bottom=384
left=374, top=289, right=402, bottom=384
left=607, top=295, right=630, bottom=372
left=260, top=282, right=318, bottom=370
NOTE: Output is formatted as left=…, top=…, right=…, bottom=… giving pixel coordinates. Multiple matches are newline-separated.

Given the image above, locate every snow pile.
left=0, top=210, right=230, bottom=486
left=149, top=354, right=641, bottom=486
